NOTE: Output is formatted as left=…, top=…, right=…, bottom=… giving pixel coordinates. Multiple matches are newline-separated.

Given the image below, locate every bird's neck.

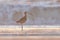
left=25, top=14, right=27, bottom=17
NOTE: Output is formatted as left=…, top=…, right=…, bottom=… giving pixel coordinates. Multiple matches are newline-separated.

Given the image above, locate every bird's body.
left=16, top=16, right=27, bottom=24
left=16, top=11, right=27, bottom=31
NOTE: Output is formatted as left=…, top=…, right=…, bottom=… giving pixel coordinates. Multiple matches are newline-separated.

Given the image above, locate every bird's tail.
left=16, top=21, right=19, bottom=23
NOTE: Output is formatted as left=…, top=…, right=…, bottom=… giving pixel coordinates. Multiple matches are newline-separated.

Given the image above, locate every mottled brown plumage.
left=16, top=11, right=27, bottom=31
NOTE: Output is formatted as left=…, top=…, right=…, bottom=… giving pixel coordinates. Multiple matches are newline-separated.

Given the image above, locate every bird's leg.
left=21, top=23, right=23, bottom=31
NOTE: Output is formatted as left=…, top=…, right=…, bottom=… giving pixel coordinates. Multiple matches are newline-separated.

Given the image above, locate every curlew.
left=16, top=11, right=27, bottom=31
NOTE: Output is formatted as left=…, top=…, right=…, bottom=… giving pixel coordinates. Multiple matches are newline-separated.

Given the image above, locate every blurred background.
left=0, top=0, right=60, bottom=28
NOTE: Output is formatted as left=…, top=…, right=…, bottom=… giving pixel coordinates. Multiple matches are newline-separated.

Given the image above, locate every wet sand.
left=0, top=36, right=60, bottom=40
left=0, top=28, right=60, bottom=40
